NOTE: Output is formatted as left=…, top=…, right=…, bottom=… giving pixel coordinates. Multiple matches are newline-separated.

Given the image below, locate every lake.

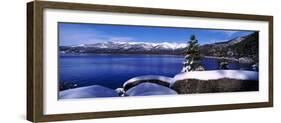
left=59, top=54, right=253, bottom=90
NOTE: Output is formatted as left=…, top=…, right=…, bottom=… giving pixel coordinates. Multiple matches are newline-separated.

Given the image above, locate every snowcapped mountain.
left=210, top=36, right=246, bottom=47
left=60, top=32, right=257, bottom=56
left=75, top=41, right=186, bottom=50
left=61, top=41, right=187, bottom=55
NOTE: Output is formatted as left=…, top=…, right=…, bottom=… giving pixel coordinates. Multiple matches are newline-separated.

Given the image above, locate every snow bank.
left=59, top=85, right=119, bottom=99
left=173, top=70, right=258, bottom=85
left=125, top=83, right=177, bottom=96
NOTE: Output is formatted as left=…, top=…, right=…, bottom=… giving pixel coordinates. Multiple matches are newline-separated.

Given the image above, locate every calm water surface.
left=59, top=54, right=252, bottom=90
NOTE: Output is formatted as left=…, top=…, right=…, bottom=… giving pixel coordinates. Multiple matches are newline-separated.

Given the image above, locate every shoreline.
left=204, top=56, right=239, bottom=62
left=61, top=52, right=242, bottom=61
left=60, top=52, right=184, bottom=57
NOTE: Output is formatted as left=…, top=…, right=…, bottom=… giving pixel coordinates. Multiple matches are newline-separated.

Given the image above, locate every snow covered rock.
left=115, top=88, right=125, bottom=96
left=123, top=75, right=174, bottom=91
left=173, top=70, right=258, bottom=84
left=238, top=57, right=254, bottom=64
left=125, top=83, right=177, bottom=96
left=172, top=70, right=258, bottom=94
left=59, top=85, right=119, bottom=99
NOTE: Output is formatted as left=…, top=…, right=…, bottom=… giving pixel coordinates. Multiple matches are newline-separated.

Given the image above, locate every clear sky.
left=59, top=22, right=255, bottom=46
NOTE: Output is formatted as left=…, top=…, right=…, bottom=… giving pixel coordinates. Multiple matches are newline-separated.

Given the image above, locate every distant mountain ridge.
left=60, top=32, right=258, bottom=61
left=60, top=41, right=187, bottom=55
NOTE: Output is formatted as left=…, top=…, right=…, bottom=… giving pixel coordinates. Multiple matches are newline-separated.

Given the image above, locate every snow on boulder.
left=59, top=85, right=119, bottom=99
left=172, top=70, right=259, bottom=94
left=123, top=75, right=174, bottom=91
left=125, top=83, right=177, bottom=96
left=173, top=70, right=258, bottom=85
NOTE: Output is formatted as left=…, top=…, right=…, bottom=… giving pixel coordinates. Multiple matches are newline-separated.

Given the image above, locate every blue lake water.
left=59, top=54, right=252, bottom=90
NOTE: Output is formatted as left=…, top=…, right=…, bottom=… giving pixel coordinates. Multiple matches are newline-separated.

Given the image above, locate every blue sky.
left=59, top=23, right=255, bottom=46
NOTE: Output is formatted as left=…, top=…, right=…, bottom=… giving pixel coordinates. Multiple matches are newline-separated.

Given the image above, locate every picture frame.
left=27, top=0, right=273, bottom=122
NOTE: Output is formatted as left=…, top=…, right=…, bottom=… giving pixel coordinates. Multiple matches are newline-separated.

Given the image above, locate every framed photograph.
left=27, top=1, right=273, bottom=122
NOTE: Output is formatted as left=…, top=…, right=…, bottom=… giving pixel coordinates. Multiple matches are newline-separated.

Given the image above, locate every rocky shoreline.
left=204, top=56, right=256, bottom=64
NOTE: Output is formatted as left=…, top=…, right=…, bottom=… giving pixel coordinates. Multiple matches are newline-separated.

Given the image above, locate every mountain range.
left=200, top=32, right=258, bottom=61
left=60, top=32, right=258, bottom=60
left=60, top=41, right=187, bottom=55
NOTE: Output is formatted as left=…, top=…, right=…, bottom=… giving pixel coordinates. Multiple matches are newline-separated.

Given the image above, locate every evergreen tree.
left=182, top=35, right=204, bottom=72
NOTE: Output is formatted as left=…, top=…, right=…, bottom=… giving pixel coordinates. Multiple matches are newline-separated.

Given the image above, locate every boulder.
left=172, top=70, right=259, bottom=94
left=172, top=78, right=258, bottom=94
left=238, top=57, right=254, bottom=64
left=125, top=83, right=177, bottom=96
left=123, top=75, right=174, bottom=91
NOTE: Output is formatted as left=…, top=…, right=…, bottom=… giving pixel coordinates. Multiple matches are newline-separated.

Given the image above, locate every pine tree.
left=182, top=35, right=204, bottom=72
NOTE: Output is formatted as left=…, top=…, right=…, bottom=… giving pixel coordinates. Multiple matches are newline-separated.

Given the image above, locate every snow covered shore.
left=123, top=70, right=258, bottom=89
left=59, top=70, right=258, bottom=99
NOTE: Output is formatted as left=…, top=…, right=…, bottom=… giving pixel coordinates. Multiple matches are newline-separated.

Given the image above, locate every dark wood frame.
left=27, top=1, right=273, bottom=122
